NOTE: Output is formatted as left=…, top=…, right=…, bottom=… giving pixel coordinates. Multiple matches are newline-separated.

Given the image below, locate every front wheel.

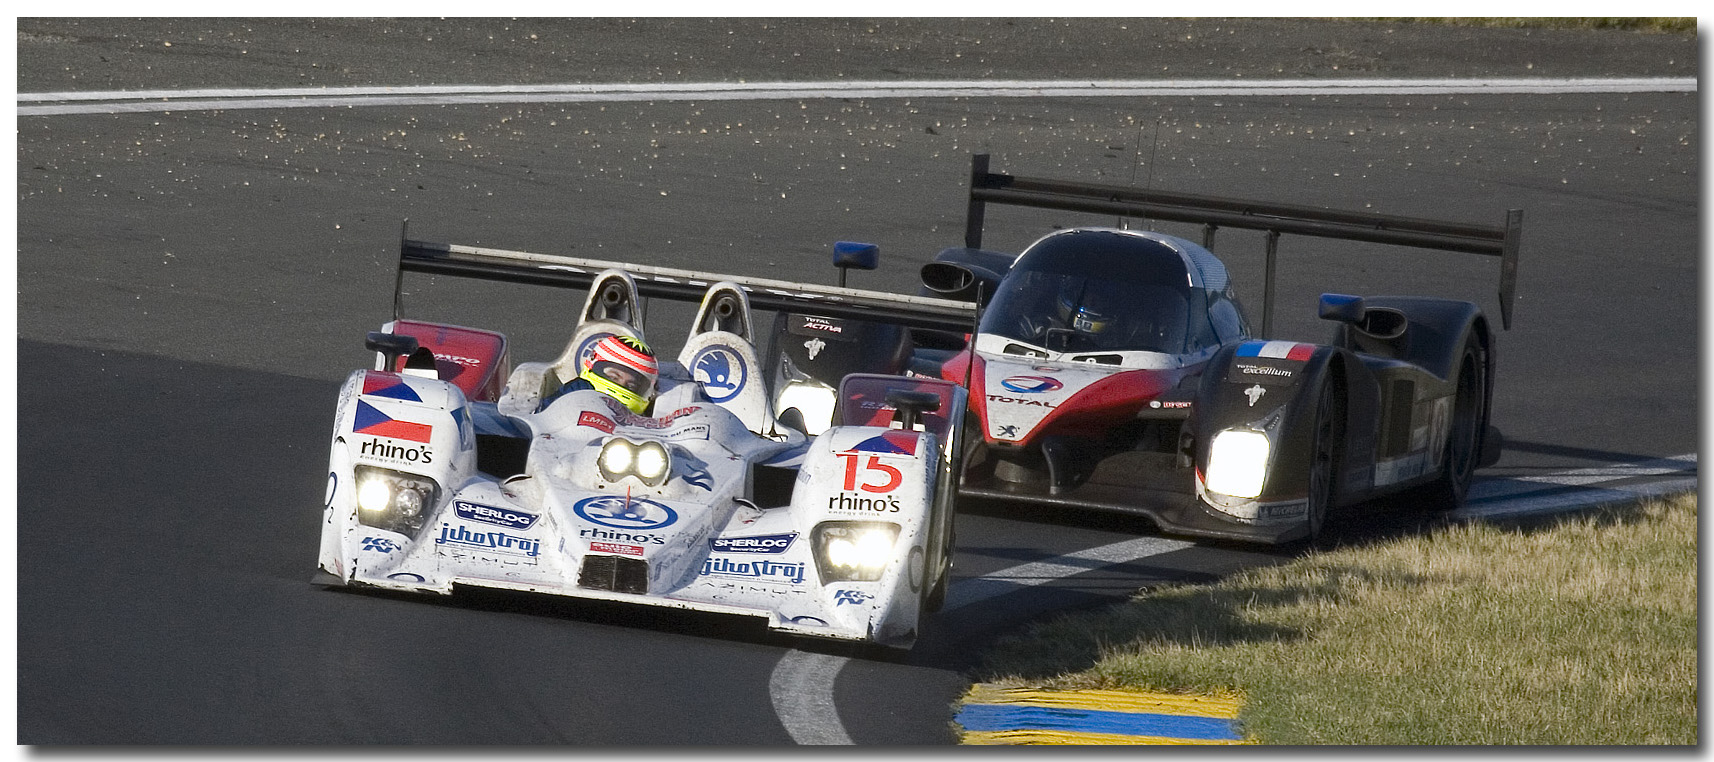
left=922, top=412, right=976, bottom=614
left=922, top=533, right=951, bottom=613
left=921, top=463, right=962, bottom=615
left=1303, top=378, right=1341, bottom=545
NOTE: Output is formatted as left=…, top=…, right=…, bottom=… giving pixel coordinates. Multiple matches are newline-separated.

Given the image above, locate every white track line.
left=770, top=650, right=855, bottom=745
left=1463, top=476, right=1698, bottom=521
left=768, top=534, right=1193, bottom=745
left=17, top=77, right=1697, bottom=116
left=770, top=455, right=1697, bottom=744
left=938, top=535, right=1195, bottom=613
left=1468, top=453, right=1696, bottom=503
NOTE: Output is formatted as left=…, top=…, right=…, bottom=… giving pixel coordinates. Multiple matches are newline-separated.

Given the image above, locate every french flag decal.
left=851, top=430, right=919, bottom=456
left=1236, top=341, right=1315, bottom=362
left=354, top=400, right=433, bottom=443
left=362, top=371, right=423, bottom=402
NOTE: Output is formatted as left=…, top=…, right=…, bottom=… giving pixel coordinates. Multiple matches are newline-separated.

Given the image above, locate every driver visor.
left=589, top=360, right=655, bottom=397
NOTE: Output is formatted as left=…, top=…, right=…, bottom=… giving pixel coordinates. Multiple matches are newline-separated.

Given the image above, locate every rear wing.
left=961, top=153, right=1522, bottom=334
left=391, top=237, right=979, bottom=334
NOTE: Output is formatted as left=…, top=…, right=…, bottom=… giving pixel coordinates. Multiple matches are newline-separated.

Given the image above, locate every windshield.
left=979, top=230, right=1203, bottom=355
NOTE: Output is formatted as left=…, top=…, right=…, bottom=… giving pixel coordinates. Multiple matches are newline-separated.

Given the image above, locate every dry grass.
left=976, top=493, right=1698, bottom=744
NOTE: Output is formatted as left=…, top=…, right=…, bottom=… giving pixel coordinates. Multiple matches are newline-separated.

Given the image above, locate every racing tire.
left=922, top=524, right=953, bottom=613
left=923, top=412, right=977, bottom=614
left=1304, top=376, right=1342, bottom=546
left=1425, top=335, right=1486, bottom=511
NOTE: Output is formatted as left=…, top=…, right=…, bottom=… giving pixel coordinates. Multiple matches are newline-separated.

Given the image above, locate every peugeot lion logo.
left=1245, top=385, right=1267, bottom=406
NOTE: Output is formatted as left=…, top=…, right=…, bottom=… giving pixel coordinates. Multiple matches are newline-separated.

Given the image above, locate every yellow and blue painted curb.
left=954, top=684, right=1251, bottom=745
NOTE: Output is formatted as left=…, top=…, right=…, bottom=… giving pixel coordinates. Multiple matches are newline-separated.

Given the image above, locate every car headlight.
left=777, top=378, right=837, bottom=435
left=1204, top=429, right=1271, bottom=499
left=598, top=437, right=671, bottom=487
left=353, top=465, right=440, bottom=536
left=812, top=521, right=900, bottom=583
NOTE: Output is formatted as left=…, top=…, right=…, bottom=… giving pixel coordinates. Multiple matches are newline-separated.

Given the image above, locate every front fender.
left=1191, top=341, right=1342, bottom=524
left=789, top=426, right=941, bottom=646
left=317, top=369, right=479, bottom=583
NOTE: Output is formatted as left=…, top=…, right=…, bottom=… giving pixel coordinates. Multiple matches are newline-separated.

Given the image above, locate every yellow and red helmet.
left=580, top=335, right=658, bottom=414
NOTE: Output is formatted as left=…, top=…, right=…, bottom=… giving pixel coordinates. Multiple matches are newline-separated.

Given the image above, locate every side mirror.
left=366, top=331, right=420, bottom=371
left=884, top=388, right=942, bottom=431
left=1318, top=293, right=1407, bottom=340
left=832, top=242, right=879, bottom=287
left=1317, top=293, right=1366, bottom=324
left=832, top=241, right=880, bottom=271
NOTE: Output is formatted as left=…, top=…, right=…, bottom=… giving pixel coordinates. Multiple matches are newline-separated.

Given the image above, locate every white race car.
left=314, top=240, right=976, bottom=649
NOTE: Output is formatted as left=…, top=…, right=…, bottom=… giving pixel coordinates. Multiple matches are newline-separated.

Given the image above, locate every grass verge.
left=973, top=492, right=1698, bottom=744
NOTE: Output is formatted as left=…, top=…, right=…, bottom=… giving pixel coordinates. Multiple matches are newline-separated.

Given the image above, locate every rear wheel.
left=1427, top=336, right=1486, bottom=511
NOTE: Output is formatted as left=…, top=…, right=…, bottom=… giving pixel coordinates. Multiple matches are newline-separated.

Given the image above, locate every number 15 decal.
left=836, top=452, right=902, bottom=493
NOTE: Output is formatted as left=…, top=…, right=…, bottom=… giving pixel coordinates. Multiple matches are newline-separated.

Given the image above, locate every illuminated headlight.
left=357, top=478, right=394, bottom=513
left=352, top=465, right=440, bottom=536
left=1204, top=429, right=1271, bottom=499
left=812, top=521, right=900, bottom=583
left=598, top=438, right=671, bottom=487
left=778, top=378, right=837, bottom=435
left=599, top=439, right=634, bottom=476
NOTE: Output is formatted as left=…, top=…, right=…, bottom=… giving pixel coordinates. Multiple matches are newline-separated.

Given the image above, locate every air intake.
left=578, top=555, right=650, bottom=595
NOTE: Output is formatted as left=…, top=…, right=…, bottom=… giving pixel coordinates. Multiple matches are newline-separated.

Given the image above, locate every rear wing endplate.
left=962, top=153, right=1522, bottom=332
left=391, top=237, right=979, bottom=334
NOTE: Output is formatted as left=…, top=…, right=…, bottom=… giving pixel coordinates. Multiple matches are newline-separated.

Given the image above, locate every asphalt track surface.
left=14, top=19, right=1700, bottom=745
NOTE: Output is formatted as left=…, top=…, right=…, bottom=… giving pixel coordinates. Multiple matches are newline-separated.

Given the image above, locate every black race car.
left=769, top=154, right=1521, bottom=544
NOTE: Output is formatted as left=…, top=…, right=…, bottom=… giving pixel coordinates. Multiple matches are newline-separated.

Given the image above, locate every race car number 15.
left=836, top=453, right=902, bottom=494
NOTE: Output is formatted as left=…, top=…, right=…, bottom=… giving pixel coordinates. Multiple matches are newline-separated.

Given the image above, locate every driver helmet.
left=1057, top=282, right=1117, bottom=335
left=580, top=335, right=658, bottom=414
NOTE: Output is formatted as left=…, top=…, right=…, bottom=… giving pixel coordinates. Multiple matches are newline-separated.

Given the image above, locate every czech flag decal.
left=354, top=400, right=433, bottom=443
left=850, top=430, right=919, bottom=456
left=362, top=371, right=423, bottom=402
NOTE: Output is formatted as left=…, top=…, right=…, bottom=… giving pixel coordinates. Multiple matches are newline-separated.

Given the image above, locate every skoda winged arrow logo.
left=692, top=346, right=746, bottom=403
left=574, top=495, right=679, bottom=531
left=575, top=332, right=615, bottom=371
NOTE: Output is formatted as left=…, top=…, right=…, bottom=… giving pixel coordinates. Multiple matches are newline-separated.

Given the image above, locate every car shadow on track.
left=322, top=581, right=818, bottom=650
